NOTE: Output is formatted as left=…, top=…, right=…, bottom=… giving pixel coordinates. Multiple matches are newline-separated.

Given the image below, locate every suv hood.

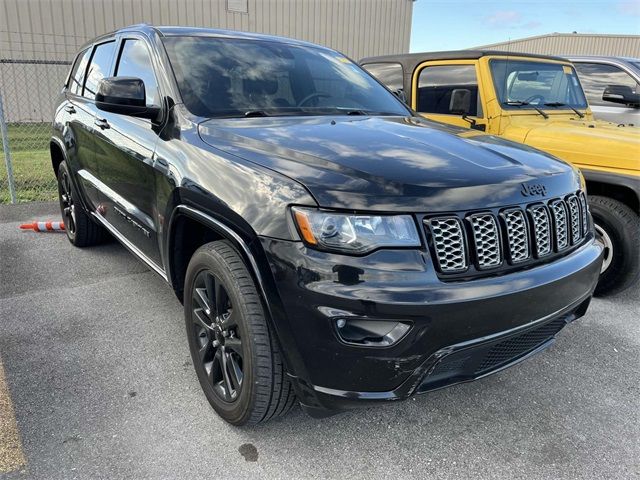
left=199, top=116, right=579, bottom=211
left=504, top=117, right=640, bottom=175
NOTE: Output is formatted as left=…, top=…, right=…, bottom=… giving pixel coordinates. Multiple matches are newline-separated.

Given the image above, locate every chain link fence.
left=0, top=30, right=85, bottom=203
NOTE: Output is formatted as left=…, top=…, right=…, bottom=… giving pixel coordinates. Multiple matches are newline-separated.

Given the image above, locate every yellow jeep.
left=361, top=51, right=640, bottom=296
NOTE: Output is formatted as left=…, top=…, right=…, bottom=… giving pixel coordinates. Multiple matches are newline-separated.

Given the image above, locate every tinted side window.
left=84, top=41, right=116, bottom=100
left=115, top=39, right=159, bottom=106
left=363, top=62, right=404, bottom=92
left=574, top=62, right=640, bottom=107
left=68, top=48, right=91, bottom=96
left=417, top=65, right=480, bottom=116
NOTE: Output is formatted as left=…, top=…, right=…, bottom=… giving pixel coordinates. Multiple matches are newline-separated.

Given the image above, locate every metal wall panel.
left=476, top=34, right=640, bottom=58
left=0, top=0, right=413, bottom=121
left=0, top=0, right=414, bottom=61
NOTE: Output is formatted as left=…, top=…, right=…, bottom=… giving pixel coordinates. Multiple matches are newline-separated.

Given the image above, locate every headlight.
left=291, top=207, right=421, bottom=253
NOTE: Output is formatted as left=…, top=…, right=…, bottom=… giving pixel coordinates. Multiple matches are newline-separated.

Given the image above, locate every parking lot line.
left=0, top=357, right=26, bottom=474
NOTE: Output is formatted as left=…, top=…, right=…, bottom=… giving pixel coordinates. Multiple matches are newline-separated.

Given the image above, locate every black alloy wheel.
left=184, top=240, right=296, bottom=425
left=56, top=161, right=107, bottom=247
left=59, top=167, right=77, bottom=236
left=190, top=270, right=244, bottom=402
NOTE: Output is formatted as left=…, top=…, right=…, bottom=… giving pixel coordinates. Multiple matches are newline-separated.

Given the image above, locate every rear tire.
left=588, top=195, right=640, bottom=296
left=184, top=240, right=296, bottom=425
left=57, top=161, right=108, bottom=247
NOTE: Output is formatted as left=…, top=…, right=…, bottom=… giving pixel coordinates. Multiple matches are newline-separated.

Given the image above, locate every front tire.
left=589, top=195, right=640, bottom=296
left=184, top=240, right=296, bottom=425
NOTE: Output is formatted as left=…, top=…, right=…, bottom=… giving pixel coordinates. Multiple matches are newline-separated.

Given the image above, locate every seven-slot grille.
left=468, top=214, right=501, bottom=269
left=427, top=217, right=467, bottom=272
left=578, top=192, right=589, bottom=235
left=566, top=196, right=581, bottom=244
left=503, top=209, right=529, bottom=263
left=424, top=191, right=589, bottom=275
left=550, top=200, right=569, bottom=250
left=529, top=204, right=552, bottom=257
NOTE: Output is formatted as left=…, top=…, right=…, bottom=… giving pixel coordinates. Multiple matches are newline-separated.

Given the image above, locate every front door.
left=411, top=61, right=487, bottom=131
left=92, top=36, right=163, bottom=267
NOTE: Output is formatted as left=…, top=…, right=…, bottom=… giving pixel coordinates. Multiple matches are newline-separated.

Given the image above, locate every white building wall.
left=0, top=0, right=414, bottom=62
left=0, top=0, right=414, bottom=121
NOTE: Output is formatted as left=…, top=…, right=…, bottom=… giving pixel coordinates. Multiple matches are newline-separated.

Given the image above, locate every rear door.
left=411, top=61, right=487, bottom=131
left=62, top=45, right=106, bottom=209
left=91, top=34, right=164, bottom=266
left=69, top=40, right=117, bottom=209
left=573, top=61, right=640, bottom=124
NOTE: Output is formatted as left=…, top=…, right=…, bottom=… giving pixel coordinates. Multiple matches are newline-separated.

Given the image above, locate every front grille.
left=550, top=200, right=569, bottom=250
left=566, top=195, right=581, bottom=245
left=578, top=192, right=589, bottom=235
left=529, top=205, right=552, bottom=257
left=503, top=208, right=529, bottom=263
left=468, top=213, right=501, bottom=269
left=424, top=190, right=588, bottom=277
left=426, top=217, right=467, bottom=272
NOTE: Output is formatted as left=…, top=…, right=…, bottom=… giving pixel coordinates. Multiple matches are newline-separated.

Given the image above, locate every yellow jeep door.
left=412, top=60, right=487, bottom=131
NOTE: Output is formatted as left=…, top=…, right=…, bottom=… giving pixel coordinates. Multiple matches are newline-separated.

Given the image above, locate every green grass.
left=0, top=123, right=56, bottom=203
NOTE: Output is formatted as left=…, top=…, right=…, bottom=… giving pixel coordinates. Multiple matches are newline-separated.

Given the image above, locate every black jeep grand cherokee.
left=51, top=25, right=603, bottom=425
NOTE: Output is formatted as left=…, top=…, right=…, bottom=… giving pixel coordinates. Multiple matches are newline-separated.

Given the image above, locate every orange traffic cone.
left=19, top=221, right=66, bottom=232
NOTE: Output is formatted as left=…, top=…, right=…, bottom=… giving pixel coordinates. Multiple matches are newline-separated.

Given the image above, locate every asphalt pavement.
left=0, top=202, right=638, bottom=480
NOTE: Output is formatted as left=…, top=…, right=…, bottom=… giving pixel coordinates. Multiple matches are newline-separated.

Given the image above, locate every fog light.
left=334, top=318, right=411, bottom=347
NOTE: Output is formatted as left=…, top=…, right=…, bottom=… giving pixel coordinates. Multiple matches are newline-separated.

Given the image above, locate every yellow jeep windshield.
left=489, top=59, right=588, bottom=110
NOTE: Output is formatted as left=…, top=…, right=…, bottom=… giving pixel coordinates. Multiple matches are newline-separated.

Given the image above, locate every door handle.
left=64, top=105, right=76, bottom=114
left=94, top=117, right=110, bottom=129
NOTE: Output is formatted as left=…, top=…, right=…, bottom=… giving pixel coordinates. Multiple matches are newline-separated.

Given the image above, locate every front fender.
left=164, top=203, right=310, bottom=381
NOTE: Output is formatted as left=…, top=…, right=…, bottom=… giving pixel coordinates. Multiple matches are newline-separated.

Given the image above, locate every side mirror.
left=449, top=88, right=471, bottom=115
left=602, top=84, right=640, bottom=108
left=95, top=77, right=161, bottom=120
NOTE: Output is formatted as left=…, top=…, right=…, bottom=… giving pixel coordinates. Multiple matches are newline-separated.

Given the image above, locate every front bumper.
left=260, top=235, right=602, bottom=415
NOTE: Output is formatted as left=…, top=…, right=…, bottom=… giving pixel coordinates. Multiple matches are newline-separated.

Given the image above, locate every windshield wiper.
left=503, top=101, right=549, bottom=119
left=337, top=109, right=402, bottom=116
left=220, top=108, right=403, bottom=119
left=544, top=102, right=585, bottom=118
left=243, top=110, right=270, bottom=117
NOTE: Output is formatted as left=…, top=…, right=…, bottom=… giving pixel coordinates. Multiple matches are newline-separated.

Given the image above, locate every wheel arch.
left=585, top=179, right=639, bottom=214
left=50, top=137, right=67, bottom=175
left=582, top=169, right=639, bottom=214
left=166, top=206, right=280, bottom=317
left=166, top=205, right=306, bottom=379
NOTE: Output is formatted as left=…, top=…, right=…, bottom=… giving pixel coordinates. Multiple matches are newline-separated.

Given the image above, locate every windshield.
left=490, top=59, right=588, bottom=110
left=163, top=36, right=410, bottom=118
